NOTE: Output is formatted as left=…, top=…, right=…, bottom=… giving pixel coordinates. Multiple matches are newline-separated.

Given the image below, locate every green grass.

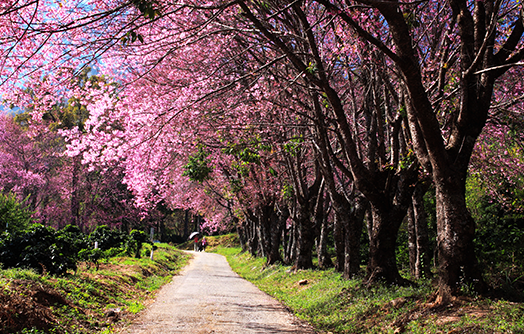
left=126, top=301, right=145, bottom=314
left=0, top=243, right=191, bottom=333
left=215, top=246, right=524, bottom=334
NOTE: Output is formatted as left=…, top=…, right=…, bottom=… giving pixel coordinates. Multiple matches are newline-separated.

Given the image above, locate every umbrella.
left=189, top=231, right=201, bottom=240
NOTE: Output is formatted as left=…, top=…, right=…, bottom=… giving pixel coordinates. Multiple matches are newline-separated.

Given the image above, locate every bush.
left=0, top=192, right=34, bottom=234
left=0, top=224, right=78, bottom=275
left=0, top=223, right=155, bottom=275
left=88, top=225, right=128, bottom=250
left=474, top=197, right=524, bottom=273
left=129, top=229, right=150, bottom=258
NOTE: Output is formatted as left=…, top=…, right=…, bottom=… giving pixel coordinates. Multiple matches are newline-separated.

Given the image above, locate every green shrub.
left=128, top=229, right=150, bottom=258
left=0, top=224, right=78, bottom=275
left=88, top=225, right=128, bottom=250
left=0, top=223, right=154, bottom=275
left=0, top=192, right=34, bottom=234
left=474, top=197, right=524, bottom=274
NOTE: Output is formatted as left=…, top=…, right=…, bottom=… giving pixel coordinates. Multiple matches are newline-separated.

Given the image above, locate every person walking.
left=194, top=237, right=199, bottom=252
left=201, top=237, right=207, bottom=251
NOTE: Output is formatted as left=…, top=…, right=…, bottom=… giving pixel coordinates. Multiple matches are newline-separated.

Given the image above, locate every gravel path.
left=119, top=251, right=317, bottom=333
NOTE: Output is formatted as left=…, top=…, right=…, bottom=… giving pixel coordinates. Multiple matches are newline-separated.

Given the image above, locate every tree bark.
left=411, top=182, right=432, bottom=279
left=284, top=221, right=297, bottom=265
left=71, top=154, right=81, bottom=229
left=408, top=206, right=417, bottom=277
left=256, top=204, right=272, bottom=259
left=333, top=210, right=345, bottom=272
left=366, top=202, right=408, bottom=285
left=294, top=204, right=315, bottom=270
left=435, top=177, right=485, bottom=299
left=236, top=217, right=248, bottom=252
left=264, top=204, right=286, bottom=265
left=343, top=195, right=368, bottom=279
left=183, top=209, right=189, bottom=239
left=245, top=211, right=259, bottom=257
left=317, top=213, right=333, bottom=269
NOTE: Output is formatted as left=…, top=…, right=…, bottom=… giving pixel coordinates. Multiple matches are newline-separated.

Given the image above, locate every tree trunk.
left=285, top=220, right=297, bottom=265
left=245, top=211, right=259, bottom=257
left=314, top=187, right=332, bottom=269
left=333, top=204, right=345, bottom=272
left=366, top=203, right=409, bottom=285
left=256, top=202, right=284, bottom=265
left=294, top=207, right=314, bottom=270
left=256, top=204, right=272, bottom=259
left=236, top=217, right=248, bottom=252
left=159, top=219, right=166, bottom=242
left=344, top=195, right=367, bottom=279
left=407, top=206, right=417, bottom=276
left=435, top=178, right=485, bottom=300
left=267, top=206, right=288, bottom=265
left=317, top=215, right=333, bottom=269
left=183, top=210, right=189, bottom=239
left=411, top=182, right=431, bottom=279
left=71, top=155, right=81, bottom=229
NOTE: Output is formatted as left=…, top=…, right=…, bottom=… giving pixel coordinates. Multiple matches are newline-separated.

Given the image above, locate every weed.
left=127, top=301, right=145, bottom=314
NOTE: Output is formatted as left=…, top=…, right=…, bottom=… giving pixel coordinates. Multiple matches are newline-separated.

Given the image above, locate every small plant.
left=127, top=301, right=145, bottom=314
left=128, top=229, right=150, bottom=258
left=20, top=328, right=48, bottom=334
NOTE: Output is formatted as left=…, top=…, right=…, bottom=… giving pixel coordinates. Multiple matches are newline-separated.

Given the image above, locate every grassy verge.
left=0, top=243, right=191, bottom=334
left=215, top=245, right=524, bottom=334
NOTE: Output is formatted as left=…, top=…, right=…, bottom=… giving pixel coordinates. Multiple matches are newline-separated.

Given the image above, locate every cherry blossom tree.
left=0, top=112, right=69, bottom=226
left=1, top=0, right=523, bottom=301
left=312, top=0, right=524, bottom=300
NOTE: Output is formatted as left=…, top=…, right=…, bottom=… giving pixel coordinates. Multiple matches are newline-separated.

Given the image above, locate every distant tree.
left=0, top=192, right=33, bottom=234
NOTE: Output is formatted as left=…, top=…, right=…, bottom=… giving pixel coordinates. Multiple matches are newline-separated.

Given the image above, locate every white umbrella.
left=189, top=231, right=201, bottom=240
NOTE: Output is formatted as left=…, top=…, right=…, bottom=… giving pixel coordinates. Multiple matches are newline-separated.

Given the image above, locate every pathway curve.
left=119, top=251, right=317, bottom=333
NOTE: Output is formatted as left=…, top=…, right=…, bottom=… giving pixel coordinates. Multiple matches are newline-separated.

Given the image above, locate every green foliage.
left=306, top=61, right=317, bottom=74
left=122, top=0, right=160, bottom=45
left=281, top=183, right=294, bottom=200
left=229, top=178, right=243, bottom=193
left=0, top=224, right=79, bottom=275
left=0, top=223, right=155, bottom=275
left=126, top=301, right=145, bottom=314
left=19, top=328, right=48, bottom=334
left=88, top=225, right=128, bottom=251
left=129, top=229, right=150, bottom=258
left=182, top=147, right=214, bottom=182
left=222, top=141, right=264, bottom=165
left=131, top=0, right=161, bottom=20
left=56, top=224, right=89, bottom=259
left=403, top=12, right=420, bottom=28
left=0, top=193, right=34, bottom=234
left=33, top=67, right=105, bottom=133
left=48, top=97, right=89, bottom=132
left=78, top=248, right=104, bottom=269
left=283, top=136, right=304, bottom=157
left=121, top=30, right=145, bottom=45
left=399, top=149, right=416, bottom=170
left=467, top=175, right=524, bottom=283
left=473, top=196, right=524, bottom=273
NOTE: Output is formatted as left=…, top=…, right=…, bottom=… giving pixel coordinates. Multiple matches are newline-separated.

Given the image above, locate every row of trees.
left=0, top=106, right=145, bottom=231
left=0, top=0, right=523, bottom=302
left=0, top=88, right=202, bottom=239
